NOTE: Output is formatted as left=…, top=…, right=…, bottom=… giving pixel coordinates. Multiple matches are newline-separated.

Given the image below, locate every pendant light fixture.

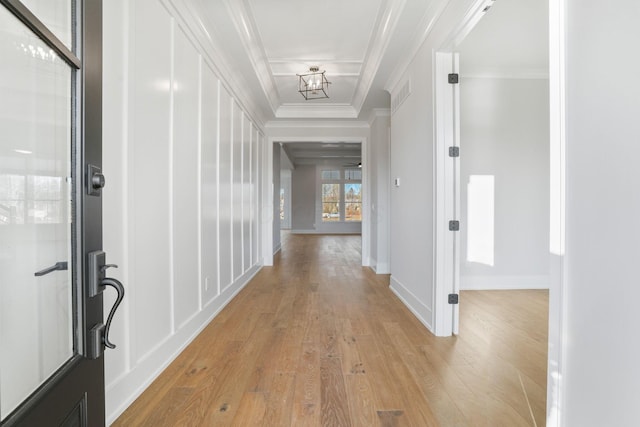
left=297, top=66, right=331, bottom=100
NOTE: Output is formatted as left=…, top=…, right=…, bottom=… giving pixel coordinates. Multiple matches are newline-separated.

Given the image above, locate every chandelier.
left=297, top=66, right=331, bottom=100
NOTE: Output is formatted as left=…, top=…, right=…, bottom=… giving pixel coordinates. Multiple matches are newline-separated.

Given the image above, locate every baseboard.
left=290, top=229, right=361, bottom=235
left=389, top=276, right=433, bottom=332
left=273, top=243, right=281, bottom=256
left=105, top=264, right=261, bottom=424
left=460, top=275, right=550, bottom=290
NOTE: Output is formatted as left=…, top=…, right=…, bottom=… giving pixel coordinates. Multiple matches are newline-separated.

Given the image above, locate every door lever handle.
left=101, top=276, right=125, bottom=349
left=34, top=261, right=68, bottom=276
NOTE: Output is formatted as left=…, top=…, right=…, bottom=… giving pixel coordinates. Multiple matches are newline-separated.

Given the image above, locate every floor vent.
left=391, top=79, right=411, bottom=115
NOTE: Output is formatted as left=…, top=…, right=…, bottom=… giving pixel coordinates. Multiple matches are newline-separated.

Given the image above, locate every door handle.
left=34, top=261, right=68, bottom=276
left=86, top=250, right=126, bottom=358
left=101, top=276, right=125, bottom=349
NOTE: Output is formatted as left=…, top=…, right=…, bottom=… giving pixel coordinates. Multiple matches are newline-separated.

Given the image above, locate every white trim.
left=373, top=262, right=390, bottom=275
left=168, top=16, right=176, bottom=334
left=261, top=132, right=274, bottom=266
left=265, top=120, right=369, bottom=129
left=389, top=276, right=433, bottom=332
left=262, top=136, right=370, bottom=268
left=273, top=243, right=281, bottom=256
left=460, top=275, right=550, bottom=290
left=432, top=51, right=457, bottom=337
left=275, top=104, right=358, bottom=119
left=289, top=230, right=360, bottom=235
left=547, top=0, right=567, bottom=425
left=196, top=55, right=203, bottom=311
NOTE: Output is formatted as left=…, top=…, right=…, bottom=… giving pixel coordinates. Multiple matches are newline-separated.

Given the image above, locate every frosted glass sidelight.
left=0, top=6, right=74, bottom=420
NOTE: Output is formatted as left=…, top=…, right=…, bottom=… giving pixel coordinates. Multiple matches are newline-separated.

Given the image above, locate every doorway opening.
left=266, top=139, right=367, bottom=266
left=433, top=0, right=562, bottom=424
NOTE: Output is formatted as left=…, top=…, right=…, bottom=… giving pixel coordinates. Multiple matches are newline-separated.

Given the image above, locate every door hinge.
left=448, top=73, right=459, bottom=84
left=448, top=293, right=459, bottom=304
left=448, top=220, right=460, bottom=231
left=449, top=146, right=459, bottom=157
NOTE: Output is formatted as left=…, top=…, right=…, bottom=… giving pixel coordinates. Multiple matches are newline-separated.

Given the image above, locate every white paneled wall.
left=102, top=0, right=264, bottom=423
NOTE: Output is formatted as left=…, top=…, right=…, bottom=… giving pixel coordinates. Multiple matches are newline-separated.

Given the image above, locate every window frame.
left=318, top=166, right=362, bottom=223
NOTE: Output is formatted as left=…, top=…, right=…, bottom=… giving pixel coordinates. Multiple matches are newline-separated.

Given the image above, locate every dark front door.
left=0, top=1, right=113, bottom=425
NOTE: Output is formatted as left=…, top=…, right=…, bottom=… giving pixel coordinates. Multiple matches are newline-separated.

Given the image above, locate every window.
left=322, top=183, right=340, bottom=221
left=345, top=183, right=361, bottom=221
left=320, top=168, right=361, bottom=222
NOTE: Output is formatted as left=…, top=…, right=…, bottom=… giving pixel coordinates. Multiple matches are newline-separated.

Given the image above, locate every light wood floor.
left=113, top=233, right=548, bottom=426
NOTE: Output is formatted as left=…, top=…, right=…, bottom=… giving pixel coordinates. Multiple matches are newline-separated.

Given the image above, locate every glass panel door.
left=18, top=0, right=73, bottom=49
left=0, top=3, right=74, bottom=420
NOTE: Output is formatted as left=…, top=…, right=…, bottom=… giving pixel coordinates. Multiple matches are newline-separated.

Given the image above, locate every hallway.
left=113, top=234, right=547, bottom=426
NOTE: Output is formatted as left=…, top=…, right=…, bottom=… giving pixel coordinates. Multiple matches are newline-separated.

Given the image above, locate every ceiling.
left=458, top=0, right=549, bottom=77
left=198, top=0, right=446, bottom=121
left=281, top=142, right=361, bottom=167
left=197, top=0, right=549, bottom=164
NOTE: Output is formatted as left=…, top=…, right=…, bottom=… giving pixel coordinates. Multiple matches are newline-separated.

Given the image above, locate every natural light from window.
left=466, top=175, right=495, bottom=266
left=320, top=168, right=361, bottom=223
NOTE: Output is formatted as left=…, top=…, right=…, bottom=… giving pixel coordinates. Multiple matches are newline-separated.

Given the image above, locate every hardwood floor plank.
left=345, top=374, right=378, bottom=427
left=262, top=372, right=296, bottom=427
left=320, top=357, right=352, bottom=427
left=291, top=341, right=321, bottom=426
left=230, top=392, right=267, bottom=427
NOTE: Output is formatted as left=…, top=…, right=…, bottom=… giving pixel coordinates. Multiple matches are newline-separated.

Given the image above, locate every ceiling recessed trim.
left=276, top=104, right=358, bottom=119
left=351, top=0, right=408, bottom=113
left=270, top=59, right=363, bottom=77
left=266, top=120, right=369, bottom=129
left=166, top=0, right=267, bottom=127
left=385, top=0, right=448, bottom=94
left=223, top=0, right=281, bottom=114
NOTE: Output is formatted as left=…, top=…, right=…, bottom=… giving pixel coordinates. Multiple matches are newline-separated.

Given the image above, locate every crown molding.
left=352, top=0, right=408, bottom=115
left=164, top=0, right=267, bottom=128
left=270, top=60, right=363, bottom=77
left=276, top=104, right=359, bottom=119
left=266, top=120, right=370, bottom=129
left=223, top=0, right=281, bottom=115
left=385, top=0, right=448, bottom=94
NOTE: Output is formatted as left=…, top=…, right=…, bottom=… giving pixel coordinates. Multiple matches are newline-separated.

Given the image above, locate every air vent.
left=391, top=79, right=411, bottom=115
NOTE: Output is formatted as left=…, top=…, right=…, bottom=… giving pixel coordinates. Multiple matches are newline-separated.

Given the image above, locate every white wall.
left=368, top=112, right=391, bottom=274
left=291, top=165, right=316, bottom=231
left=102, top=0, right=263, bottom=423
left=562, top=1, right=640, bottom=425
left=459, top=77, right=549, bottom=290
